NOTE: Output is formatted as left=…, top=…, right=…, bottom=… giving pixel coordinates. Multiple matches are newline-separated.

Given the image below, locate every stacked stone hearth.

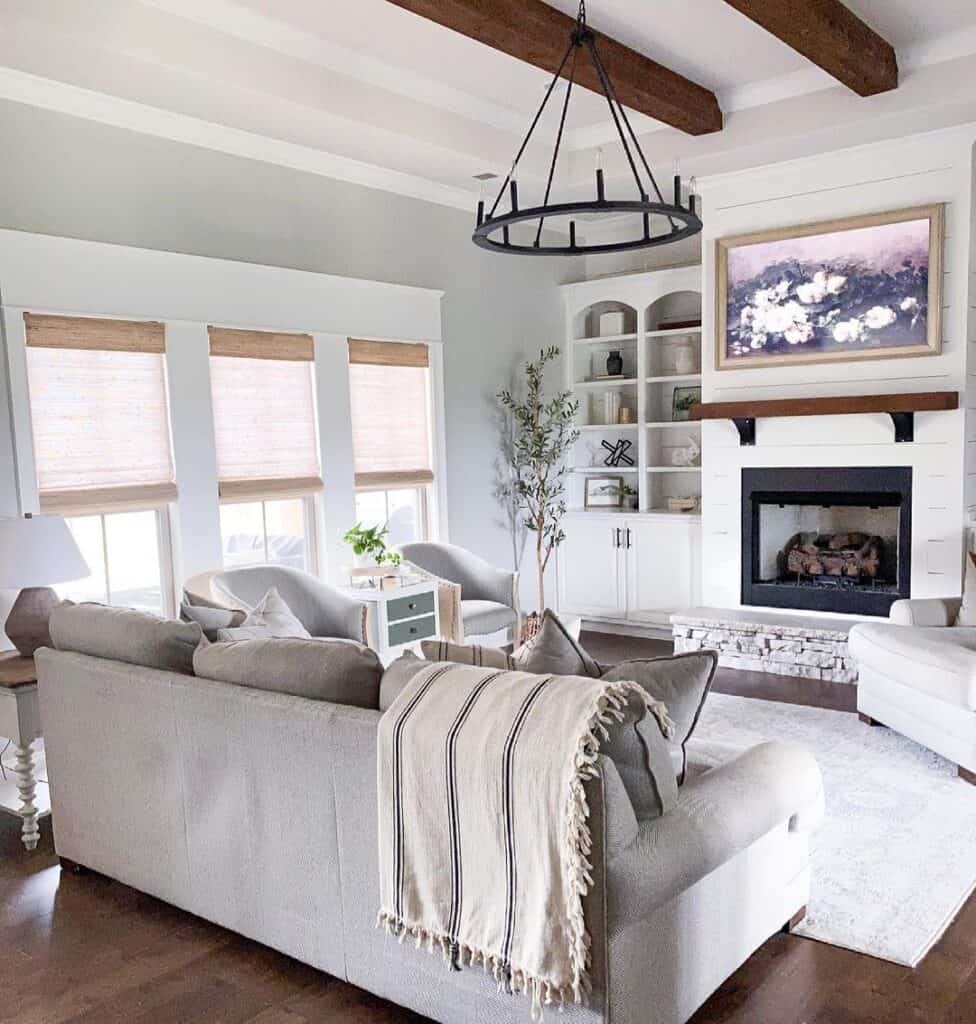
left=672, top=608, right=857, bottom=684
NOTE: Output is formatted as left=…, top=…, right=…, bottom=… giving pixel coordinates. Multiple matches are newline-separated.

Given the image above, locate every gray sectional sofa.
left=36, top=609, right=823, bottom=1024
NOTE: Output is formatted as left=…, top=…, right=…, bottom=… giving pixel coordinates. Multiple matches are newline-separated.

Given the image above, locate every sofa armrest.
left=889, top=597, right=961, bottom=627
left=606, top=741, right=823, bottom=928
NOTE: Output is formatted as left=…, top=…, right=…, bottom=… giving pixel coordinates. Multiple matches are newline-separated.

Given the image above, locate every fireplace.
left=741, top=467, right=912, bottom=616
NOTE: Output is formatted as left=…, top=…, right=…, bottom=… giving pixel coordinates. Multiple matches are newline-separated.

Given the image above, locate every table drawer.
left=388, top=614, right=437, bottom=647
left=387, top=590, right=436, bottom=624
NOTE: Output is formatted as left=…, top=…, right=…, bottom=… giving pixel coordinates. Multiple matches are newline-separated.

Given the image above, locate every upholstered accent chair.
left=398, top=542, right=518, bottom=644
left=849, top=597, right=976, bottom=785
left=210, top=565, right=368, bottom=644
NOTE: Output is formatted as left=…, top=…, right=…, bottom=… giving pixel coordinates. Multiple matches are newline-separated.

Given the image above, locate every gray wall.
left=0, top=98, right=580, bottom=605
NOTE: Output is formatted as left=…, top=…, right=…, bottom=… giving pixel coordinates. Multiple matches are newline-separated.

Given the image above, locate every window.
left=348, top=339, right=434, bottom=545
left=219, top=496, right=313, bottom=570
left=209, top=327, right=322, bottom=571
left=23, top=313, right=177, bottom=613
left=57, top=509, right=172, bottom=615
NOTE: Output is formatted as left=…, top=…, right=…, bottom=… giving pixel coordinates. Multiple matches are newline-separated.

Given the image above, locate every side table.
left=338, top=581, right=440, bottom=665
left=0, top=652, right=45, bottom=850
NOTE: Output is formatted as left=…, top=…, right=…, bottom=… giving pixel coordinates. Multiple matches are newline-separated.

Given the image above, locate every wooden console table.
left=0, top=653, right=45, bottom=850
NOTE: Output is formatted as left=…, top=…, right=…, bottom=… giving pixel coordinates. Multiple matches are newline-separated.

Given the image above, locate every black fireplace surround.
left=741, top=466, right=913, bottom=617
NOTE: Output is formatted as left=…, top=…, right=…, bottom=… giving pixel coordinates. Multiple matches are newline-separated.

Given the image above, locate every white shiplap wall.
left=697, top=125, right=976, bottom=612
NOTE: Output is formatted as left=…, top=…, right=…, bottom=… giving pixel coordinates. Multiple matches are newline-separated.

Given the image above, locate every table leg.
left=14, top=740, right=40, bottom=850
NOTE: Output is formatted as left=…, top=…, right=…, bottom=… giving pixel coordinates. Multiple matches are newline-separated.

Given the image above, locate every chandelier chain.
left=534, top=43, right=578, bottom=247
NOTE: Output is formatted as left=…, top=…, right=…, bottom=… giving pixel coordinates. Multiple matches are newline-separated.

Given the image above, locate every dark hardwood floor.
left=3, top=632, right=970, bottom=1023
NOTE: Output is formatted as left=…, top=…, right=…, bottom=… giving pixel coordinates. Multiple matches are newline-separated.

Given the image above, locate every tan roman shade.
left=347, top=339, right=433, bottom=490
left=24, top=313, right=177, bottom=514
left=208, top=326, right=323, bottom=501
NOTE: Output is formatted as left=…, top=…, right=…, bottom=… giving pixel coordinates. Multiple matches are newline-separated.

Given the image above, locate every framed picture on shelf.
left=715, top=204, right=944, bottom=370
left=671, top=385, right=701, bottom=422
left=584, top=475, right=624, bottom=510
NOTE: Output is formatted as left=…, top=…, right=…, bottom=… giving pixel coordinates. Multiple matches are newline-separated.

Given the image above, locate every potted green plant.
left=498, top=346, right=579, bottom=621
left=613, top=483, right=639, bottom=511
left=342, top=522, right=402, bottom=571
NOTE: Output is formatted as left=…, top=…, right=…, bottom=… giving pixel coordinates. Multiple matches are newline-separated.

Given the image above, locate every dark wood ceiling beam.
left=722, top=0, right=897, bottom=96
left=386, top=0, right=722, bottom=136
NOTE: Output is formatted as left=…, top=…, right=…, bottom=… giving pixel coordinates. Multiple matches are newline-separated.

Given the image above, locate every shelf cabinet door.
left=558, top=516, right=625, bottom=619
left=625, top=518, right=700, bottom=622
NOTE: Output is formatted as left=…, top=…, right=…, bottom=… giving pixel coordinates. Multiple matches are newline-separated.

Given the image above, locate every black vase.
left=606, top=350, right=623, bottom=376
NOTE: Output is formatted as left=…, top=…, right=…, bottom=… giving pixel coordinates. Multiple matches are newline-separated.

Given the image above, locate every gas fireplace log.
left=782, top=532, right=883, bottom=580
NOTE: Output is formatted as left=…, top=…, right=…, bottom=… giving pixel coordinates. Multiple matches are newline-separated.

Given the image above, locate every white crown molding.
left=0, top=66, right=477, bottom=212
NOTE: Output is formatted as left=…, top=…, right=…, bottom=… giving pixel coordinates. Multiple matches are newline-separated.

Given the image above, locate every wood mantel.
left=689, top=391, right=959, bottom=445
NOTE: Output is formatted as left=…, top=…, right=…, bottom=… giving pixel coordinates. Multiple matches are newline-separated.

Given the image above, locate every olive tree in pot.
left=498, top=346, right=579, bottom=636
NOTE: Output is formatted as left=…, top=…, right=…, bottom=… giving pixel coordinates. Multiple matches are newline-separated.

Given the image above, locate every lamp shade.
left=0, top=515, right=90, bottom=588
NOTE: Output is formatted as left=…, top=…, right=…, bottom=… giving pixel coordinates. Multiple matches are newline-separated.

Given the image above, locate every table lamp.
left=0, top=513, right=90, bottom=657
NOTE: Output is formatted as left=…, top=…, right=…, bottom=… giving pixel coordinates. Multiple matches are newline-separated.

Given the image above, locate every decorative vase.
left=606, top=350, right=623, bottom=376
left=674, top=344, right=695, bottom=375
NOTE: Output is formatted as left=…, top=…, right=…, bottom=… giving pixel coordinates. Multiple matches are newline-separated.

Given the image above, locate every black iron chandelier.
left=473, top=1, right=702, bottom=257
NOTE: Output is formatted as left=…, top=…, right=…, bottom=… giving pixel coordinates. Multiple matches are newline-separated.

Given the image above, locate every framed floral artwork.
left=715, top=204, right=944, bottom=370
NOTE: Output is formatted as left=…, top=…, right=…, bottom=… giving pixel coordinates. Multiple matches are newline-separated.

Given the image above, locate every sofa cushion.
left=193, top=637, right=381, bottom=708
left=238, top=587, right=310, bottom=639
left=420, top=639, right=514, bottom=670
left=850, top=623, right=976, bottom=710
left=379, top=651, right=431, bottom=711
left=460, top=599, right=517, bottom=636
left=49, top=602, right=202, bottom=675
left=513, top=608, right=601, bottom=678
left=602, top=651, right=718, bottom=783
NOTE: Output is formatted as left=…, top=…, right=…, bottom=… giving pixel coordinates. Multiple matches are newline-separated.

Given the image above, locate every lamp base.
left=5, top=587, right=59, bottom=657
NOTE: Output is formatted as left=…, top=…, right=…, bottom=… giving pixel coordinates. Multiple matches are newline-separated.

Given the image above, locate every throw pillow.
left=239, top=587, right=310, bottom=639
left=420, top=639, right=514, bottom=670
left=193, top=637, right=382, bottom=708
left=601, top=651, right=717, bottom=784
left=379, top=651, right=431, bottom=711
left=955, top=551, right=976, bottom=626
left=49, top=602, right=203, bottom=675
left=513, top=608, right=601, bottom=678
left=601, top=686, right=678, bottom=821
left=180, top=592, right=246, bottom=642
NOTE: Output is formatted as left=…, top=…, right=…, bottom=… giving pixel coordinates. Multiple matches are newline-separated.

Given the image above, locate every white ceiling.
left=2, top=0, right=976, bottom=210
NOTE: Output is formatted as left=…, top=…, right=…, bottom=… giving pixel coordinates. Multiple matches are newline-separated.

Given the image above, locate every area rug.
left=691, top=692, right=976, bottom=967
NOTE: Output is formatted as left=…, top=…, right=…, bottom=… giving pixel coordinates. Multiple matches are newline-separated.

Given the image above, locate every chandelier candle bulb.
left=509, top=179, right=519, bottom=212
left=596, top=166, right=606, bottom=202
left=476, top=200, right=484, bottom=226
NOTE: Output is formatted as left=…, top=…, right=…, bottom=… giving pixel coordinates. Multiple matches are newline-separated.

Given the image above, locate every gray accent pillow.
left=180, top=595, right=246, bottom=642
left=193, top=637, right=382, bottom=708
left=602, top=688, right=678, bottom=821
left=379, top=651, right=430, bottom=712
left=239, top=587, right=310, bottom=639
left=420, top=639, right=513, bottom=670
left=602, top=651, right=717, bottom=784
left=49, top=602, right=203, bottom=675
left=513, top=609, right=601, bottom=678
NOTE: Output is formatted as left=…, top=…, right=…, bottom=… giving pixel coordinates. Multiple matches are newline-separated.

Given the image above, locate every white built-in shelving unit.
left=556, top=265, right=704, bottom=632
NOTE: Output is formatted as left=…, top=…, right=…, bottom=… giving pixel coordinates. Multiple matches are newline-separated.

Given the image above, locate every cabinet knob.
left=409, top=626, right=418, bottom=634
left=408, top=602, right=417, bottom=610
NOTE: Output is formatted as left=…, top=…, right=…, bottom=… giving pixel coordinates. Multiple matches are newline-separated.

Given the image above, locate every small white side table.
left=339, top=581, right=440, bottom=665
left=0, top=653, right=46, bottom=851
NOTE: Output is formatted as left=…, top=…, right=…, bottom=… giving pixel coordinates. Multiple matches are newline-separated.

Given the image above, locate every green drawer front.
left=387, top=590, right=436, bottom=623
left=388, top=614, right=437, bottom=647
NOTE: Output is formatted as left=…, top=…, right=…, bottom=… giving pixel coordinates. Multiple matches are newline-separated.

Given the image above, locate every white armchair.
left=398, top=542, right=518, bottom=644
left=210, top=565, right=368, bottom=644
left=849, top=597, right=976, bottom=785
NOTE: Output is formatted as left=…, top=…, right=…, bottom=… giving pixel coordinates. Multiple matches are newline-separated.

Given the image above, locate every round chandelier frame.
left=472, top=1, right=702, bottom=257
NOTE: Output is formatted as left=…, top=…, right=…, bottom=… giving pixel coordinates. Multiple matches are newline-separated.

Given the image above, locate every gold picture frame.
left=715, top=203, right=944, bottom=371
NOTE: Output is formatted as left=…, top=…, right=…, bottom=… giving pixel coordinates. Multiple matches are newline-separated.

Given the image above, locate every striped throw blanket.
left=377, top=662, right=673, bottom=1018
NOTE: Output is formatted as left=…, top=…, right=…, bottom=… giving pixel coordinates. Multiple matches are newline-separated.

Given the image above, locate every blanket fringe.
left=377, top=677, right=672, bottom=1020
